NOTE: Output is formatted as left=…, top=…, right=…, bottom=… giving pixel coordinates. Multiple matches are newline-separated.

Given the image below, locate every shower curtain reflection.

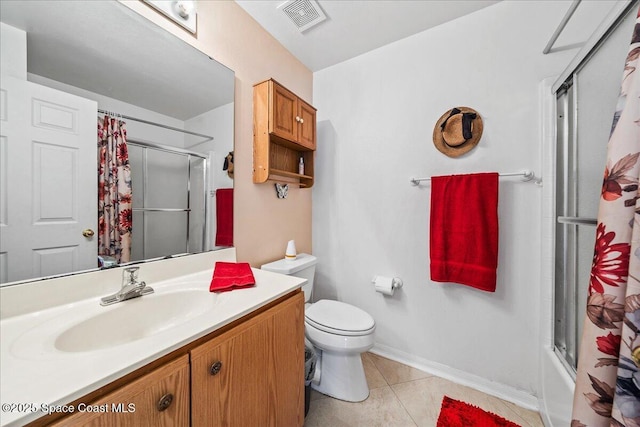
left=97, top=115, right=133, bottom=264
left=127, top=143, right=206, bottom=261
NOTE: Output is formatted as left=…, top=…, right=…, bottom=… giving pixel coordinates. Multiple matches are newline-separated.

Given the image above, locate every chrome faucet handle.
left=122, top=266, right=141, bottom=287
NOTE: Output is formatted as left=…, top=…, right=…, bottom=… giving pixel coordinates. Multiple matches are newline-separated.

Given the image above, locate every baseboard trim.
left=370, top=343, right=539, bottom=411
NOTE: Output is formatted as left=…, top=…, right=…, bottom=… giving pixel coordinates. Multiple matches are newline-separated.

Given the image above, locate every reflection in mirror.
left=0, top=1, right=235, bottom=286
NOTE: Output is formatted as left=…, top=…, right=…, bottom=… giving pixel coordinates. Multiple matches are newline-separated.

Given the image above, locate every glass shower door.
left=128, top=144, right=206, bottom=262
left=553, top=6, right=634, bottom=373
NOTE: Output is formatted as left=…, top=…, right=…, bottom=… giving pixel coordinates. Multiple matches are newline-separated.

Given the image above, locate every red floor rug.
left=436, top=396, right=522, bottom=427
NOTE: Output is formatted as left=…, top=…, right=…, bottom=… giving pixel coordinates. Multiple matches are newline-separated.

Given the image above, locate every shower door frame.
left=128, top=139, right=208, bottom=260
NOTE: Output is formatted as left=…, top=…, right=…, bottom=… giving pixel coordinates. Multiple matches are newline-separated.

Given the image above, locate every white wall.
left=185, top=103, right=235, bottom=250
left=312, top=0, right=592, bottom=409
left=0, top=23, right=26, bottom=79
left=185, top=102, right=234, bottom=189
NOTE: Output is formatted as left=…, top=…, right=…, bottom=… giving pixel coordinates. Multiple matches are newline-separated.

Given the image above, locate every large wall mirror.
left=0, top=1, right=235, bottom=286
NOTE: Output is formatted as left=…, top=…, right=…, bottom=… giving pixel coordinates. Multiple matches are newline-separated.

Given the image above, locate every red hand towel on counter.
left=215, top=188, right=233, bottom=247
left=210, top=262, right=256, bottom=292
left=429, top=173, right=499, bottom=292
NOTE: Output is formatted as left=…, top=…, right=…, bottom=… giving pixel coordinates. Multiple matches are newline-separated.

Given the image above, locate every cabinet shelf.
left=253, top=79, right=316, bottom=188
left=270, top=168, right=313, bottom=180
left=266, top=168, right=312, bottom=188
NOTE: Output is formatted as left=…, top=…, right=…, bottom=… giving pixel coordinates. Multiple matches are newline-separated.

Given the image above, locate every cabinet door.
left=297, top=99, right=316, bottom=150
left=270, top=293, right=305, bottom=426
left=270, top=82, right=298, bottom=143
left=191, top=292, right=305, bottom=427
left=50, top=355, right=190, bottom=427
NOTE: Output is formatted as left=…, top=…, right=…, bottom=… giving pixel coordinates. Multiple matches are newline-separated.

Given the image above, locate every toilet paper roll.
left=373, top=276, right=396, bottom=296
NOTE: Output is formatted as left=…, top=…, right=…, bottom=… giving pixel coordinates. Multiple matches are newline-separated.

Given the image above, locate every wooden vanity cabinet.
left=30, top=291, right=304, bottom=427
left=49, top=355, right=190, bottom=427
left=254, top=78, right=317, bottom=187
left=191, top=291, right=305, bottom=427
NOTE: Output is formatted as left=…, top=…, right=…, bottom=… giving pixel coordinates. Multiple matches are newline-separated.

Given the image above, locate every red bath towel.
left=429, top=173, right=499, bottom=292
left=210, top=262, right=256, bottom=292
left=215, top=188, right=233, bottom=247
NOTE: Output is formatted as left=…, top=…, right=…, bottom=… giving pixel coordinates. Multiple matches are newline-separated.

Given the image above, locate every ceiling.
left=235, top=0, right=501, bottom=71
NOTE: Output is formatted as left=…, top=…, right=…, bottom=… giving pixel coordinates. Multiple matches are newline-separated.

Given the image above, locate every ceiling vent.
left=278, top=0, right=327, bottom=33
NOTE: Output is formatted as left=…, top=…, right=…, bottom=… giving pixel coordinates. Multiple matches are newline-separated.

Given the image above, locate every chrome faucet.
left=100, top=266, right=154, bottom=306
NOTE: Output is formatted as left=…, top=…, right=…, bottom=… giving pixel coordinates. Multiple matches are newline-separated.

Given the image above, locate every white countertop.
left=0, top=264, right=304, bottom=426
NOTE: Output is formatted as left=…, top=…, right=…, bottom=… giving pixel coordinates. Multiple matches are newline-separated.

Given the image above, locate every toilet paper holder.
left=371, top=276, right=403, bottom=295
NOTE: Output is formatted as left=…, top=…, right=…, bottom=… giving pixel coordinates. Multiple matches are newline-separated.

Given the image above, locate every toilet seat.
left=305, top=300, right=375, bottom=336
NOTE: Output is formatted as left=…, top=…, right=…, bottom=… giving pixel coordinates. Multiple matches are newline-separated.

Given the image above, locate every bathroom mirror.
left=0, top=1, right=235, bottom=286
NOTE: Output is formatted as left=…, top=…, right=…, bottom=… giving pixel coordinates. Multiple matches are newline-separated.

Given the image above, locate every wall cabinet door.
left=297, top=99, right=316, bottom=150
left=191, top=292, right=305, bottom=427
left=50, top=355, right=190, bottom=427
left=270, top=82, right=299, bottom=143
left=268, top=80, right=316, bottom=149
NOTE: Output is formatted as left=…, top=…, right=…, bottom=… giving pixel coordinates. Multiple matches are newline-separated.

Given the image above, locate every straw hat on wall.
left=432, top=107, right=483, bottom=157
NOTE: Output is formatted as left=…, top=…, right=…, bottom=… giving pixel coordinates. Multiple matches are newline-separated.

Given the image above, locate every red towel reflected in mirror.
left=215, top=188, right=233, bottom=247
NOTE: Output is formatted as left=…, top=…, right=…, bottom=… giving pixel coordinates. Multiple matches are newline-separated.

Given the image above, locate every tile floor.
left=304, top=352, right=544, bottom=427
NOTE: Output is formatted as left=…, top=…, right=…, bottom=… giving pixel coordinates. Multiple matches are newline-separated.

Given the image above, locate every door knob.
left=82, top=229, right=95, bottom=238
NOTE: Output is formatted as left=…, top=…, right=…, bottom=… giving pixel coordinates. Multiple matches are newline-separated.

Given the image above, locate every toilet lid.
left=305, top=300, right=375, bottom=336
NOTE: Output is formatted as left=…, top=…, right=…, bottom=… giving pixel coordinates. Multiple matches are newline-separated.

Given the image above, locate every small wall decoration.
left=275, top=183, right=289, bottom=199
left=223, top=151, right=234, bottom=179
left=143, top=1, right=197, bottom=34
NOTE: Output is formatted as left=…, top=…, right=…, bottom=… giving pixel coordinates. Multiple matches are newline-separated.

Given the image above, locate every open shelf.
left=269, top=168, right=313, bottom=180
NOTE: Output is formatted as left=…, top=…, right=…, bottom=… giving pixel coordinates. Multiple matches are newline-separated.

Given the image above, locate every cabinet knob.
left=299, top=118, right=304, bottom=124
left=210, top=360, right=223, bottom=376
left=295, top=116, right=301, bottom=122
left=156, top=393, right=174, bottom=411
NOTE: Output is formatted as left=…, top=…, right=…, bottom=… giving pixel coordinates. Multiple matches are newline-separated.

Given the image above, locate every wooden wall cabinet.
left=32, top=292, right=304, bottom=427
left=254, top=79, right=317, bottom=187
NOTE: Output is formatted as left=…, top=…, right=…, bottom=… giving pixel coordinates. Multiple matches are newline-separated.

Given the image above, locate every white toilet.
left=261, top=253, right=375, bottom=402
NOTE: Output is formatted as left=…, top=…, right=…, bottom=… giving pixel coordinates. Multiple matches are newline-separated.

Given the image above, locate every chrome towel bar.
left=410, top=170, right=542, bottom=186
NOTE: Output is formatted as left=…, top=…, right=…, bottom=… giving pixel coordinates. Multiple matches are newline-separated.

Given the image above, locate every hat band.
left=440, top=108, right=477, bottom=148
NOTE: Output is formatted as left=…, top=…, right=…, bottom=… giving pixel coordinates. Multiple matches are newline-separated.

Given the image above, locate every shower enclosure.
left=127, top=141, right=207, bottom=262
left=553, top=5, right=637, bottom=374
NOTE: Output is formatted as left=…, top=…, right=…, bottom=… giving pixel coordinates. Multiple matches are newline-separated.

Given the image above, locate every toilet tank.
left=261, top=253, right=317, bottom=302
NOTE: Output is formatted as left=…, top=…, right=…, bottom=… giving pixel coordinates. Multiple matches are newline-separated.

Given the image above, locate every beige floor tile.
left=391, top=376, right=531, bottom=427
left=363, top=353, right=389, bottom=389
left=501, top=400, right=545, bottom=427
left=368, top=353, right=431, bottom=385
left=310, top=388, right=329, bottom=402
left=304, top=386, right=417, bottom=427
left=304, top=354, right=544, bottom=427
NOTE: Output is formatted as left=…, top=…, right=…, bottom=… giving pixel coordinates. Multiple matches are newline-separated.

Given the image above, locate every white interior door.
left=0, top=76, right=97, bottom=284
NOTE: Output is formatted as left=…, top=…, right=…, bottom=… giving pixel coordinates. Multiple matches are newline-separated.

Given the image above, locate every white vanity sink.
left=0, top=252, right=306, bottom=427
left=8, top=284, right=222, bottom=360
left=55, top=289, right=215, bottom=352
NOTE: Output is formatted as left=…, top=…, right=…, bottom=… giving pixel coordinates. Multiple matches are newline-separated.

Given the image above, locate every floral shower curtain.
left=97, top=115, right=132, bottom=264
left=571, top=9, right=640, bottom=427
